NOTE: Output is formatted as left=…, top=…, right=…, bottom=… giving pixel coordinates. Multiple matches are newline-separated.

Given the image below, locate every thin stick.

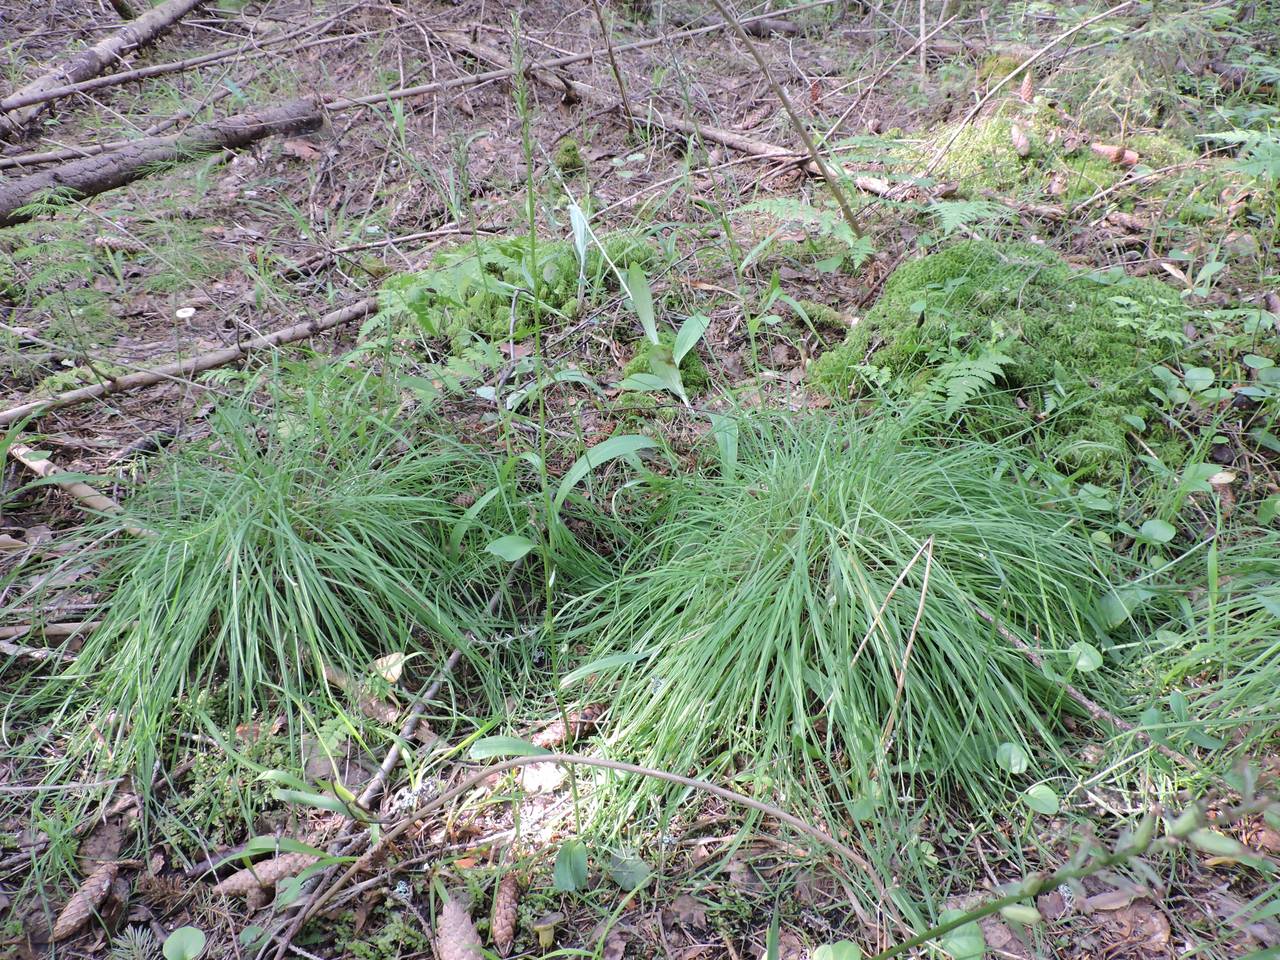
left=6, top=443, right=143, bottom=534
left=927, top=0, right=1135, bottom=173
left=972, top=605, right=1200, bottom=772
left=703, top=0, right=862, bottom=238
left=0, top=637, right=77, bottom=663
left=0, top=297, right=377, bottom=427
left=297, top=753, right=887, bottom=929
left=589, top=0, right=638, bottom=137
left=0, top=621, right=103, bottom=640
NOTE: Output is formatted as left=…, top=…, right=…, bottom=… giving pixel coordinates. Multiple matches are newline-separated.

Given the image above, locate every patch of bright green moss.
left=376, top=231, right=657, bottom=346
left=810, top=240, right=1188, bottom=478
left=623, top=330, right=710, bottom=396
left=554, top=138, right=586, bottom=174
left=977, top=54, right=1026, bottom=84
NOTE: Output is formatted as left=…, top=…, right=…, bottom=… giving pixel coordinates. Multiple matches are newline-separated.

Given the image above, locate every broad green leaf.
left=568, top=202, right=590, bottom=268
left=448, top=486, right=502, bottom=556
left=1259, top=495, right=1280, bottom=524
left=623, top=263, right=658, bottom=345
left=673, top=314, right=710, bottom=365
left=937, top=909, right=985, bottom=960
left=1067, top=642, right=1102, bottom=673
left=995, top=742, right=1029, bottom=775
left=554, top=839, right=589, bottom=892
left=273, top=789, right=362, bottom=819
left=813, top=942, right=864, bottom=960
left=618, top=373, right=669, bottom=392
left=554, top=435, right=658, bottom=510
left=237, top=835, right=331, bottom=861
left=708, top=413, right=738, bottom=482
left=486, top=534, right=536, bottom=562
left=1095, top=584, right=1155, bottom=628
left=1183, top=366, right=1215, bottom=392
left=1023, top=784, right=1060, bottom=815
left=469, top=736, right=549, bottom=759
left=163, top=927, right=206, bottom=960
left=608, top=851, right=653, bottom=891
left=1138, top=518, right=1176, bottom=544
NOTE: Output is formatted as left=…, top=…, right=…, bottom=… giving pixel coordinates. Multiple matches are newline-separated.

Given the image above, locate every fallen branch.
left=973, top=605, right=1200, bottom=773
left=6, top=442, right=146, bottom=535
left=0, top=0, right=208, bottom=139
left=0, top=6, right=357, bottom=118
left=0, top=637, right=77, bottom=663
left=0, top=621, right=103, bottom=641
left=0, top=98, right=322, bottom=226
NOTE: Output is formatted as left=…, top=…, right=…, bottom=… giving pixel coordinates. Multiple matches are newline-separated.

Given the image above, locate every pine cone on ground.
left=436, top=897, right=483, bottom=960
left=210, top=851, right=318, bottom=897
left=52, top=861, right=118, bottom=941
left=491, top=874, right=519, bottom=956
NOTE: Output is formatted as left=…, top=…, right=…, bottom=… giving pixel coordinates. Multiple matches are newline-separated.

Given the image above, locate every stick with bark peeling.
left=0, top=0, right=208, bottom=139
left=0, top=98, right=322, bottom=226
left=0, top=298, right=377, bottom=428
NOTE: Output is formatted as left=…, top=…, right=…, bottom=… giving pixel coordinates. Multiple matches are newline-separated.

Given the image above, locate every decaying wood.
left=0, top=98, right=322, bottom=226
left=6, top=443, right=139, bottom=534
left=0, top=0, right=207, bottom=139
left=0, top=297, right=377, bottom=427
left=0, top=637, right=78, bottom=663
left=0, top=621, right=102, bottom=641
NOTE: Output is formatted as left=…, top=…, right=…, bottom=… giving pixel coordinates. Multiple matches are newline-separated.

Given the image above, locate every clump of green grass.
left=559, top=409, right=1128, bottom=809
left=1140, top=534, right=1280, bottom=770
left=6, top=366, right=535, bottom=778
left=810, top=240, right=1188, bottom=479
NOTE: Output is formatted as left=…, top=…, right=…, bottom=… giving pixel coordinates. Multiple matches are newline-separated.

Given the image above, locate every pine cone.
left=210, top=851, right=318, bottom=897
left=52, top=861, right=118, bottom=941
left=491, top=875, right=519, bottom=956
left=436, top=897, right=482, bottom=960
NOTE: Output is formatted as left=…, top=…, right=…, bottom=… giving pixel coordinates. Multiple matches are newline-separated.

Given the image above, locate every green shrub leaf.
left=554, top=839, right=589, bottom=892
left=486, top=534, right=537, bottom=562
left=1138, top=518, right=1176, bottom=544
left=1023, top=784, right=1060, bottom=815
left=813, top=943, right=864, bottom=960
left=938, top=909, right=985, bottom=960
left=1067, top=642, right=1103, bottom=673
left=995, top=742, right=1029, bottom=775
left=163, top=927, right=206, bottom=960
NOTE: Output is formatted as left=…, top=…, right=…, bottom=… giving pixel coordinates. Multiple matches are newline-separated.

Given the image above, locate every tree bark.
left=0, top=98, right=322, bottom=226
left=0, top=0, right=207, bottom=139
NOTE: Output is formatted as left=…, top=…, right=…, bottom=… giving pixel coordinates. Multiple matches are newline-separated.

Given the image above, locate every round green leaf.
left=995, top=742, right=1029, bottom=775
left=485, top=534, right=537, bottom=562
left=1138, top=518, right=1176, bottom=544
left=937, top=908, right=985, bottom=960
left=1067, top=642, right=1102, bottom=673
left=163, top=927, right=206, bottom=960
left=1023, top=784, right=1060, bottom=815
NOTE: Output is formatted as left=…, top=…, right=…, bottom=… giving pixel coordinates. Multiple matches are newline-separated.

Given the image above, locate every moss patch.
left=554, top=138, right=585, bottom=174
left=376, top=231, right=657, bottom=346
left=809, top=240, right=1189, bottom=477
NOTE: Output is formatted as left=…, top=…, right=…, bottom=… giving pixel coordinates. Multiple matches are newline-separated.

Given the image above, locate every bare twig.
left=702, top=0, right=863, bottom=238
left=0, top=298, right=377, bottom=427
left=0, top=621, right=103, bottom=641
left=6, top=443, right=142, bottom=534
left=589, top=0, right=638, bottom=137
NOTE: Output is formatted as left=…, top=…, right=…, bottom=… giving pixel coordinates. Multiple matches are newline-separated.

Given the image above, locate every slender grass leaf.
left=469, top=736, right=549, bottom=759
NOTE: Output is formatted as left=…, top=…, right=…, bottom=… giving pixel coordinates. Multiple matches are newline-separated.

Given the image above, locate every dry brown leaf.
left=436, top=897, right=483, bottom=960
left=1107, top=211, right=1148, bottom=233
left=1265, top=292, right=1280, bottom=314
left=1010, top=124, right=1031, bottom=158
left=281, top=138, right=321, bottom=161
left=669, top=894, right=707, bottom=927
left=1094, top=899, right=1171, bottom=952
left=491, top=875, right=519, bottom=956
left=52, top=861, right=117, bottom=941
left=1090, top=142, right=1140, bottom=167
left=211, top=851, right=318, bottom=897
left=0, top=534, right=27, bottom=553
left=1085, top=888, right=1139, bottom=912
left=530, top=704, right=605, bottom=749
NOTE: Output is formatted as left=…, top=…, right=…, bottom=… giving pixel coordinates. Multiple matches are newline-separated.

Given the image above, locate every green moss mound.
left=376, top=232, right=657, bottom=346
left=554, top=138, right=585, bottom=174
left=810, top=240, right=1188, bottom=477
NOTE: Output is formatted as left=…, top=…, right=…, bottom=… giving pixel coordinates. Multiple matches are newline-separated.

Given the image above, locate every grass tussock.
left=6, top=369, right=534, bottom=776
left=560, top=409, right=1130, bottom=808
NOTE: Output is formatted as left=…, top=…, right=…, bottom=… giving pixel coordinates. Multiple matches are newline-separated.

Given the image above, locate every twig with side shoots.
left=288, top=754, right=893, bottom=938
left=927, top=0, right=1136, bottom=174
left=0, top=298, right=377, bottom=428
left=702, top=0, right=863, bottom=240
left=870, top=793, right=1277, bottom=960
